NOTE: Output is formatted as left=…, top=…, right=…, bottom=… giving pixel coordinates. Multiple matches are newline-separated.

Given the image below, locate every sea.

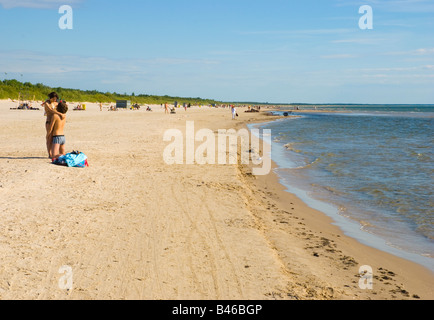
left=249, top=105, right=434, bottom=271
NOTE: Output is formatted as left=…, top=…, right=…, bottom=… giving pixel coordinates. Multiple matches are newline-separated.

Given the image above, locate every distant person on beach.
left=42, top=92, right=65, bottom=158
left=165, top=103, right=169, bottom=114
left=48, top=101, right=68, bottom=159
left=231, top=105, right=237, bottom=120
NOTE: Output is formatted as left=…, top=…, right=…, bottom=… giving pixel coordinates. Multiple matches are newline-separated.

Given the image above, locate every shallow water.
left=253, top=105, right=434, bottom=270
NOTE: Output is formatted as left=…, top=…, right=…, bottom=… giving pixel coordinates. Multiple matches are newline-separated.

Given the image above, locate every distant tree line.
left=0, top=79, right=222, bottom=105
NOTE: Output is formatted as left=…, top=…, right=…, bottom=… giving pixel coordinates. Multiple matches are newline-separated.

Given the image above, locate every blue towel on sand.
left=53, top=152, right=88, bottom=168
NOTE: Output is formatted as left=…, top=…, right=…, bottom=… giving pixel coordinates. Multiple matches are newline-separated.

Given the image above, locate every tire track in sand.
left=170, top=177, right=245, bottom=299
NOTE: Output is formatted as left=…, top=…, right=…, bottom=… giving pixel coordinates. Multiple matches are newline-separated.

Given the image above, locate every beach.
left=0, top=100, right=433, bottom=300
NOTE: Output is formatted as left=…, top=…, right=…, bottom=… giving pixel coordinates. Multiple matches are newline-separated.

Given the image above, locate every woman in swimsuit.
left=42, top=92, right=65, bottom=158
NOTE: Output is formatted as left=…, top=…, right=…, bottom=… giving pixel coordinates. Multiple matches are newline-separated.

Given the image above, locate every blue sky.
left=0, top=0, right=433, bottom=103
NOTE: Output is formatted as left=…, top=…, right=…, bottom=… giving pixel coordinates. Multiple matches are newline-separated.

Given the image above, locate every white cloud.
left=0, top=50, right=219, bottom=75
left=414, top=48, right=434, bottom=55
left=342, top=65, right=434, bottom=85
left=347, top=65, right=434, bottom=73
left=0, top=0, right=82, bottom=9
left=334, top=0, right=434, bottom=13
left=331, top=38, right=387, bottom=45
left=384, top=48, right=434, bottom=56
left=0, top=50, right=222, bottom=97
left=321, top=54, right=358, bottom=59
left=239, top=28, right=353, bottom=36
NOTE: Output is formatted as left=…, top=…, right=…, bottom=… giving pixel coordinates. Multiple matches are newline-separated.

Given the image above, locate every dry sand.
left=0, top=100, right=433, bottom=300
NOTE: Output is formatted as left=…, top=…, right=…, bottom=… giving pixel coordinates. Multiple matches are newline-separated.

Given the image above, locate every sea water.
left=251, top=105, right=434, bottom=271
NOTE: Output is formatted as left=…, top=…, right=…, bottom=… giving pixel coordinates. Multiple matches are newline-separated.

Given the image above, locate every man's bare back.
left=50, top=114, right=66, bottom=137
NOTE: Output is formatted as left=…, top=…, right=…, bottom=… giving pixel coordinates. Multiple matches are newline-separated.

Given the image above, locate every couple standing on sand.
left=42, top=92, right=68, bottom=159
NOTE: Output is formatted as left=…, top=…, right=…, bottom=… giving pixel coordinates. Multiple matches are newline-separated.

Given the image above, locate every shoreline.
left=0, top=101, right=433, bottom=300
left=244, top=116, right=434, bottom=272
left=234, top=111, right=434, bottom=299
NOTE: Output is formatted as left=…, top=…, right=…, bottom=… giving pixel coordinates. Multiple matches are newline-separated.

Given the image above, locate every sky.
left=0, top=0, right=433, bottom=104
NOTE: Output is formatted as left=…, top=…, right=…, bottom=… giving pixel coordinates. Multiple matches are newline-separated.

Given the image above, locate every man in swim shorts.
left=42, top=92, right=66, bottom=158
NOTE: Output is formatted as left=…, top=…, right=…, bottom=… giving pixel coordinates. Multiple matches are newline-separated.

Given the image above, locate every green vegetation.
left=0, top=79, right=222, bottom=105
